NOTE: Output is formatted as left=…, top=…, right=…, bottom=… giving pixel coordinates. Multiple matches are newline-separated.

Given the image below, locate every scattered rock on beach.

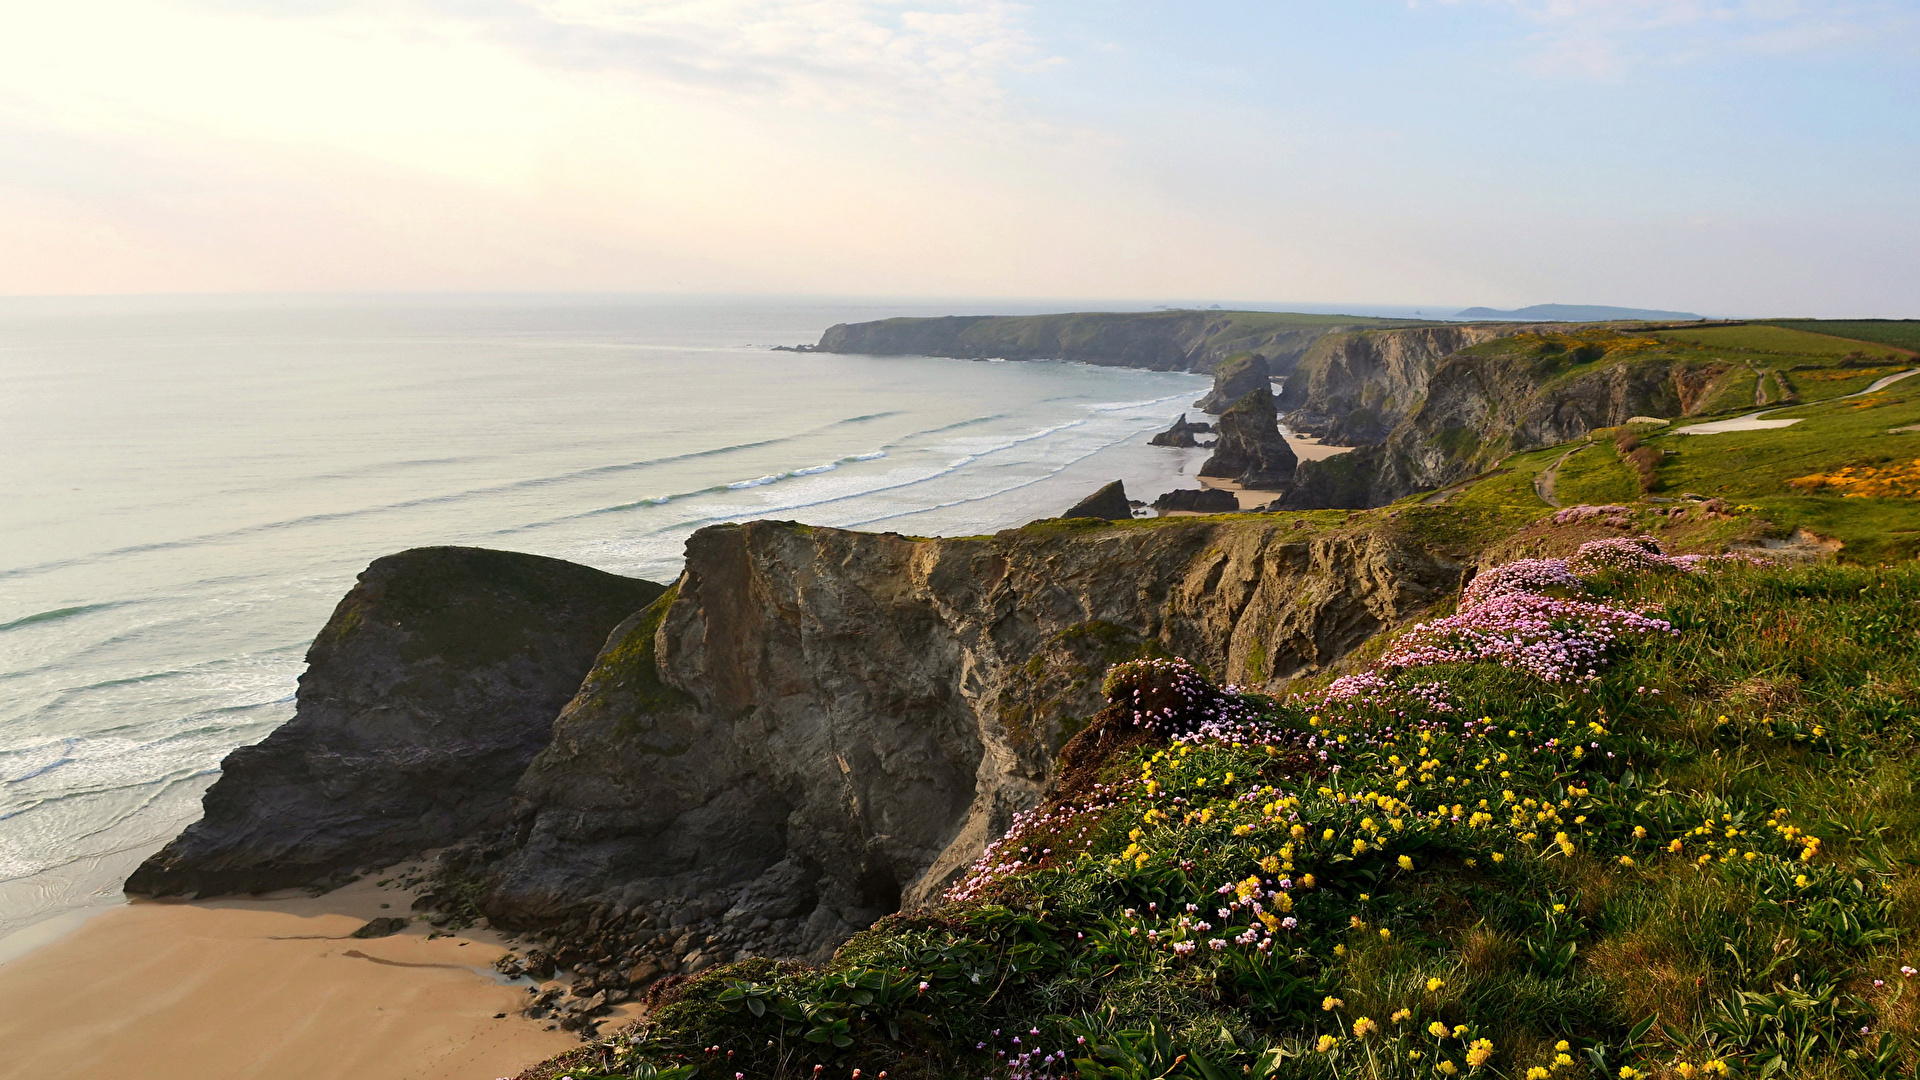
left=1062, top=480, right=1132, bottom=521
left=1148, top=413, right=1213, bottom=447
left=349, top=916, right=409, bottom=939
left=1151, top=488, right=1238, bottom=514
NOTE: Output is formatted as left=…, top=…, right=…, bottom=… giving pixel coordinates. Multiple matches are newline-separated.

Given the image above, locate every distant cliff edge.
left=812, top=310, right=1433, bottom=374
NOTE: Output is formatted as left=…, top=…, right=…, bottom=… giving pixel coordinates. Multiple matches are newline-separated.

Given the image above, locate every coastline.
left=0, top=872, right=597, bottom=1080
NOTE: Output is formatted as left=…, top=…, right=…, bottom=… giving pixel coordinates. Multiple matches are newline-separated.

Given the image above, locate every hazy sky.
left=3, top=1, right=1915, bottom=315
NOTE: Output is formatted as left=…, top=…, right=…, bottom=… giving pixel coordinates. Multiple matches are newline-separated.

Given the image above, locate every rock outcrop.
left=813, top=312, right=1429, bottom=374
left=127, top=547, right=665, bottom=898
left=475, top=517, right=1463, bottom=961
left=1199, top=390, right=1298, bottom=490
left=1279, top=337, right=1737, bottom=509
left=1194, top=353, right=1275, bottom=413
left=1279, top=325, right=1515, bottom=443
left=1148, top=414, right=1212, bottom=448
left=1062, top=480, right=1133, bottom=521
left=1150, top=488, right=1240, bottom=514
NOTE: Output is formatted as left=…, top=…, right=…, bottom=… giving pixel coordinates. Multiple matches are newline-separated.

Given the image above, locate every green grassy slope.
left=1758, top=321, right=1920, bottom=354
left=1652, top=325, right=1898, bottom=358
left=1397, top=328, right=1920, bottom=560
left=582, top=555, right=1920, bottom=1080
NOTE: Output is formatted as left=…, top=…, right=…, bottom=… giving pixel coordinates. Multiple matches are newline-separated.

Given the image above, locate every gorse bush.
left=590, top=547, right=1920, bottom=1080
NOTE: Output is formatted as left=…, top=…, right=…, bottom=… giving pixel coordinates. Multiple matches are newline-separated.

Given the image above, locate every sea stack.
left=1195, top=353, right=1274, bottom=413
left=1062, top=480, right=1133, bottom=520
left=1148, top=414, right=1213, bottom=448
left=1199, top=389, right=1298, bottom=490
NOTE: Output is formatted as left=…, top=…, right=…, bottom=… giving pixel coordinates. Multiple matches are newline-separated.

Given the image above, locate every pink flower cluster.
left=1381, top=587, right=1675, bottom=684
left=1553, top=503, right=1633, bottom=526
left=1102, top=657, right=1264, bottom=739
left=1319, top=671, right=1455, bottom=715
left=1566, top=534, right=1707, bottom=577
left=1460, top=557, right=1585, bottom=611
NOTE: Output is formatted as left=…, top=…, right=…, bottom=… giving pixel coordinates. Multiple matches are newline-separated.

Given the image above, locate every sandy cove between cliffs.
left=0, top=872, right=618, bottom=1080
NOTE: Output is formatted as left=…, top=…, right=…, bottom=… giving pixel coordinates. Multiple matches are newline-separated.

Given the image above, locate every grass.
left=583, top=555, right=1920, bottom=1080
left=1758, top=321, right=1920, bottom=355
left=1553, top=443, right=1640, bottom=506
left=1652, top=325, right=1905, bottom=359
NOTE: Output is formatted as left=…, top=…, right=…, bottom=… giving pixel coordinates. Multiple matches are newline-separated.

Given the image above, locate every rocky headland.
left=812, top=310, right=1429, bottom=373
left=131, top=517, right=1462, bottom=1010
left=127, top=547, right=664, bottom=898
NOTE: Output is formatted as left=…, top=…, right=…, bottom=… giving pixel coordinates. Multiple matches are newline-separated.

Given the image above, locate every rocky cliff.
left=1199, top=390, right=1297, bottom=490
left=1280, top=332, right=1735, bottom=508
left=1193, top=353, right=1275, bottom=412
left=127, top=547, right=664, bottom=897
left=473, top=517, right=1463, bottom=964
left=1278, top=325, right=1516, bottom=442
left=813, top=311, right=1428, bottom=374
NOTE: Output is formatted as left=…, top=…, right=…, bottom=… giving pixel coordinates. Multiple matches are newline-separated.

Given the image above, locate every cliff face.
left=1282, top=342, right=1729, bottom=508
left=127, top=547, right=664, bottom=897
left=814, top=311, right=1428, bottom=375
left=1279, top=325, right=1516, bottom=442
left=479, top=518, right=1463, bottom=959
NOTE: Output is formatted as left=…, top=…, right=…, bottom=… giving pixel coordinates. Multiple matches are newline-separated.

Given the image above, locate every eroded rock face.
left=1195, top=353, right=1274, bottom=413
left=126, top=547, right=664, bottom=898
left=1200, top=390, right=1298, bottom=490
left=1280, top=326, right=1515, bottom=442
left=480, top=517, right=1462, bottom=958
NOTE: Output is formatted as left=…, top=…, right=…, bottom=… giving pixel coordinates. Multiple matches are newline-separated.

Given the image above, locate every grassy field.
left=1759, top=321, right=1920, bottom=354
left=1554, top=442, right=1640, bottom=506
left=584, top=553, right=1920, bottom=1080
left=1653, top=325, right=1897, bottom=358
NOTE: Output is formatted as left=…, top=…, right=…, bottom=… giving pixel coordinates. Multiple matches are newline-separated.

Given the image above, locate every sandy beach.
left=0, top=873, right=605, bottom=1080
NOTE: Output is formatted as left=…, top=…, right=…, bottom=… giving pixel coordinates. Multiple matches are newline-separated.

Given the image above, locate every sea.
left=0, top=294, right=1220, bottom=946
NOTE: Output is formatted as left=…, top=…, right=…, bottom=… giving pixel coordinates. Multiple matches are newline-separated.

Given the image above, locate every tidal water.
left=0, top=294, right=1212, bottom=940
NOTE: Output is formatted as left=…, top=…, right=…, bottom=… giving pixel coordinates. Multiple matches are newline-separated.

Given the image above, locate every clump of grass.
left=577, top=555, right=1920, bottom=1080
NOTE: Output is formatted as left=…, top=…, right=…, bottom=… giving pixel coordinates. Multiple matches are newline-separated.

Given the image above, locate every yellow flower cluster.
left=1789, top=457, right=1920, bottom=499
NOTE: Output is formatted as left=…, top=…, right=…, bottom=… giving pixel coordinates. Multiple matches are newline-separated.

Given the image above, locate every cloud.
left=208, top=0, right=1051, bottom=119
left=1422, top=0, right=1909, bottom=75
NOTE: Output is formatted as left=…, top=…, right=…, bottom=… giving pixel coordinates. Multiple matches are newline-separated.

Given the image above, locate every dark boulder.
left=1151, top=488, right=1239, bottom=514
left=1062, top=480, right=1133, bottom=521
left=126, top=547, right=664, bottom=898
left=1195, top=353, right=1275, bottom=413
left=350, top=917, right=410, bottom=939
left=1199, top=390, right=1298, bottom=491
left=1148, top=414, right=1214, bottom=448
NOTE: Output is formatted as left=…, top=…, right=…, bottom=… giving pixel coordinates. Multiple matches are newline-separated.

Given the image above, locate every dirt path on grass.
left=1678, top=368, right=1919, bottom=436
left=1533, top=446, right=1583, bottom=508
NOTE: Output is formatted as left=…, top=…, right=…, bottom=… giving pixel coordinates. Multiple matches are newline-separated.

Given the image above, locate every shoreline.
left=0, top=871, right=603, bottom=1080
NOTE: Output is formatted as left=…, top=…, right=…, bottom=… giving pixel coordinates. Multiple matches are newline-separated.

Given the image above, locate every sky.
left=1, top=1, right=1915, bottom=315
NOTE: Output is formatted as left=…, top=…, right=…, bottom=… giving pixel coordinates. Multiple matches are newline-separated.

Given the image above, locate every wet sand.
left=0, top=874, right=596, bottom=1080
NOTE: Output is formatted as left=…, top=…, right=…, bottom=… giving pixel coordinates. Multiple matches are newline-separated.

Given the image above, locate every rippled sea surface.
left=0, top=295, right=1210, bottom=938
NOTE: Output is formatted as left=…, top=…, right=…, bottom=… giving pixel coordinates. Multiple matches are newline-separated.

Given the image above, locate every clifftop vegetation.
left=563, top=539, right=1920, bottom=1080
left=521, top=322, right=1920, bottom=1080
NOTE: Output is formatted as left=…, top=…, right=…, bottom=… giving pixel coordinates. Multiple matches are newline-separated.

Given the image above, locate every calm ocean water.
left=0, top=295, right=1212, bottom=940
